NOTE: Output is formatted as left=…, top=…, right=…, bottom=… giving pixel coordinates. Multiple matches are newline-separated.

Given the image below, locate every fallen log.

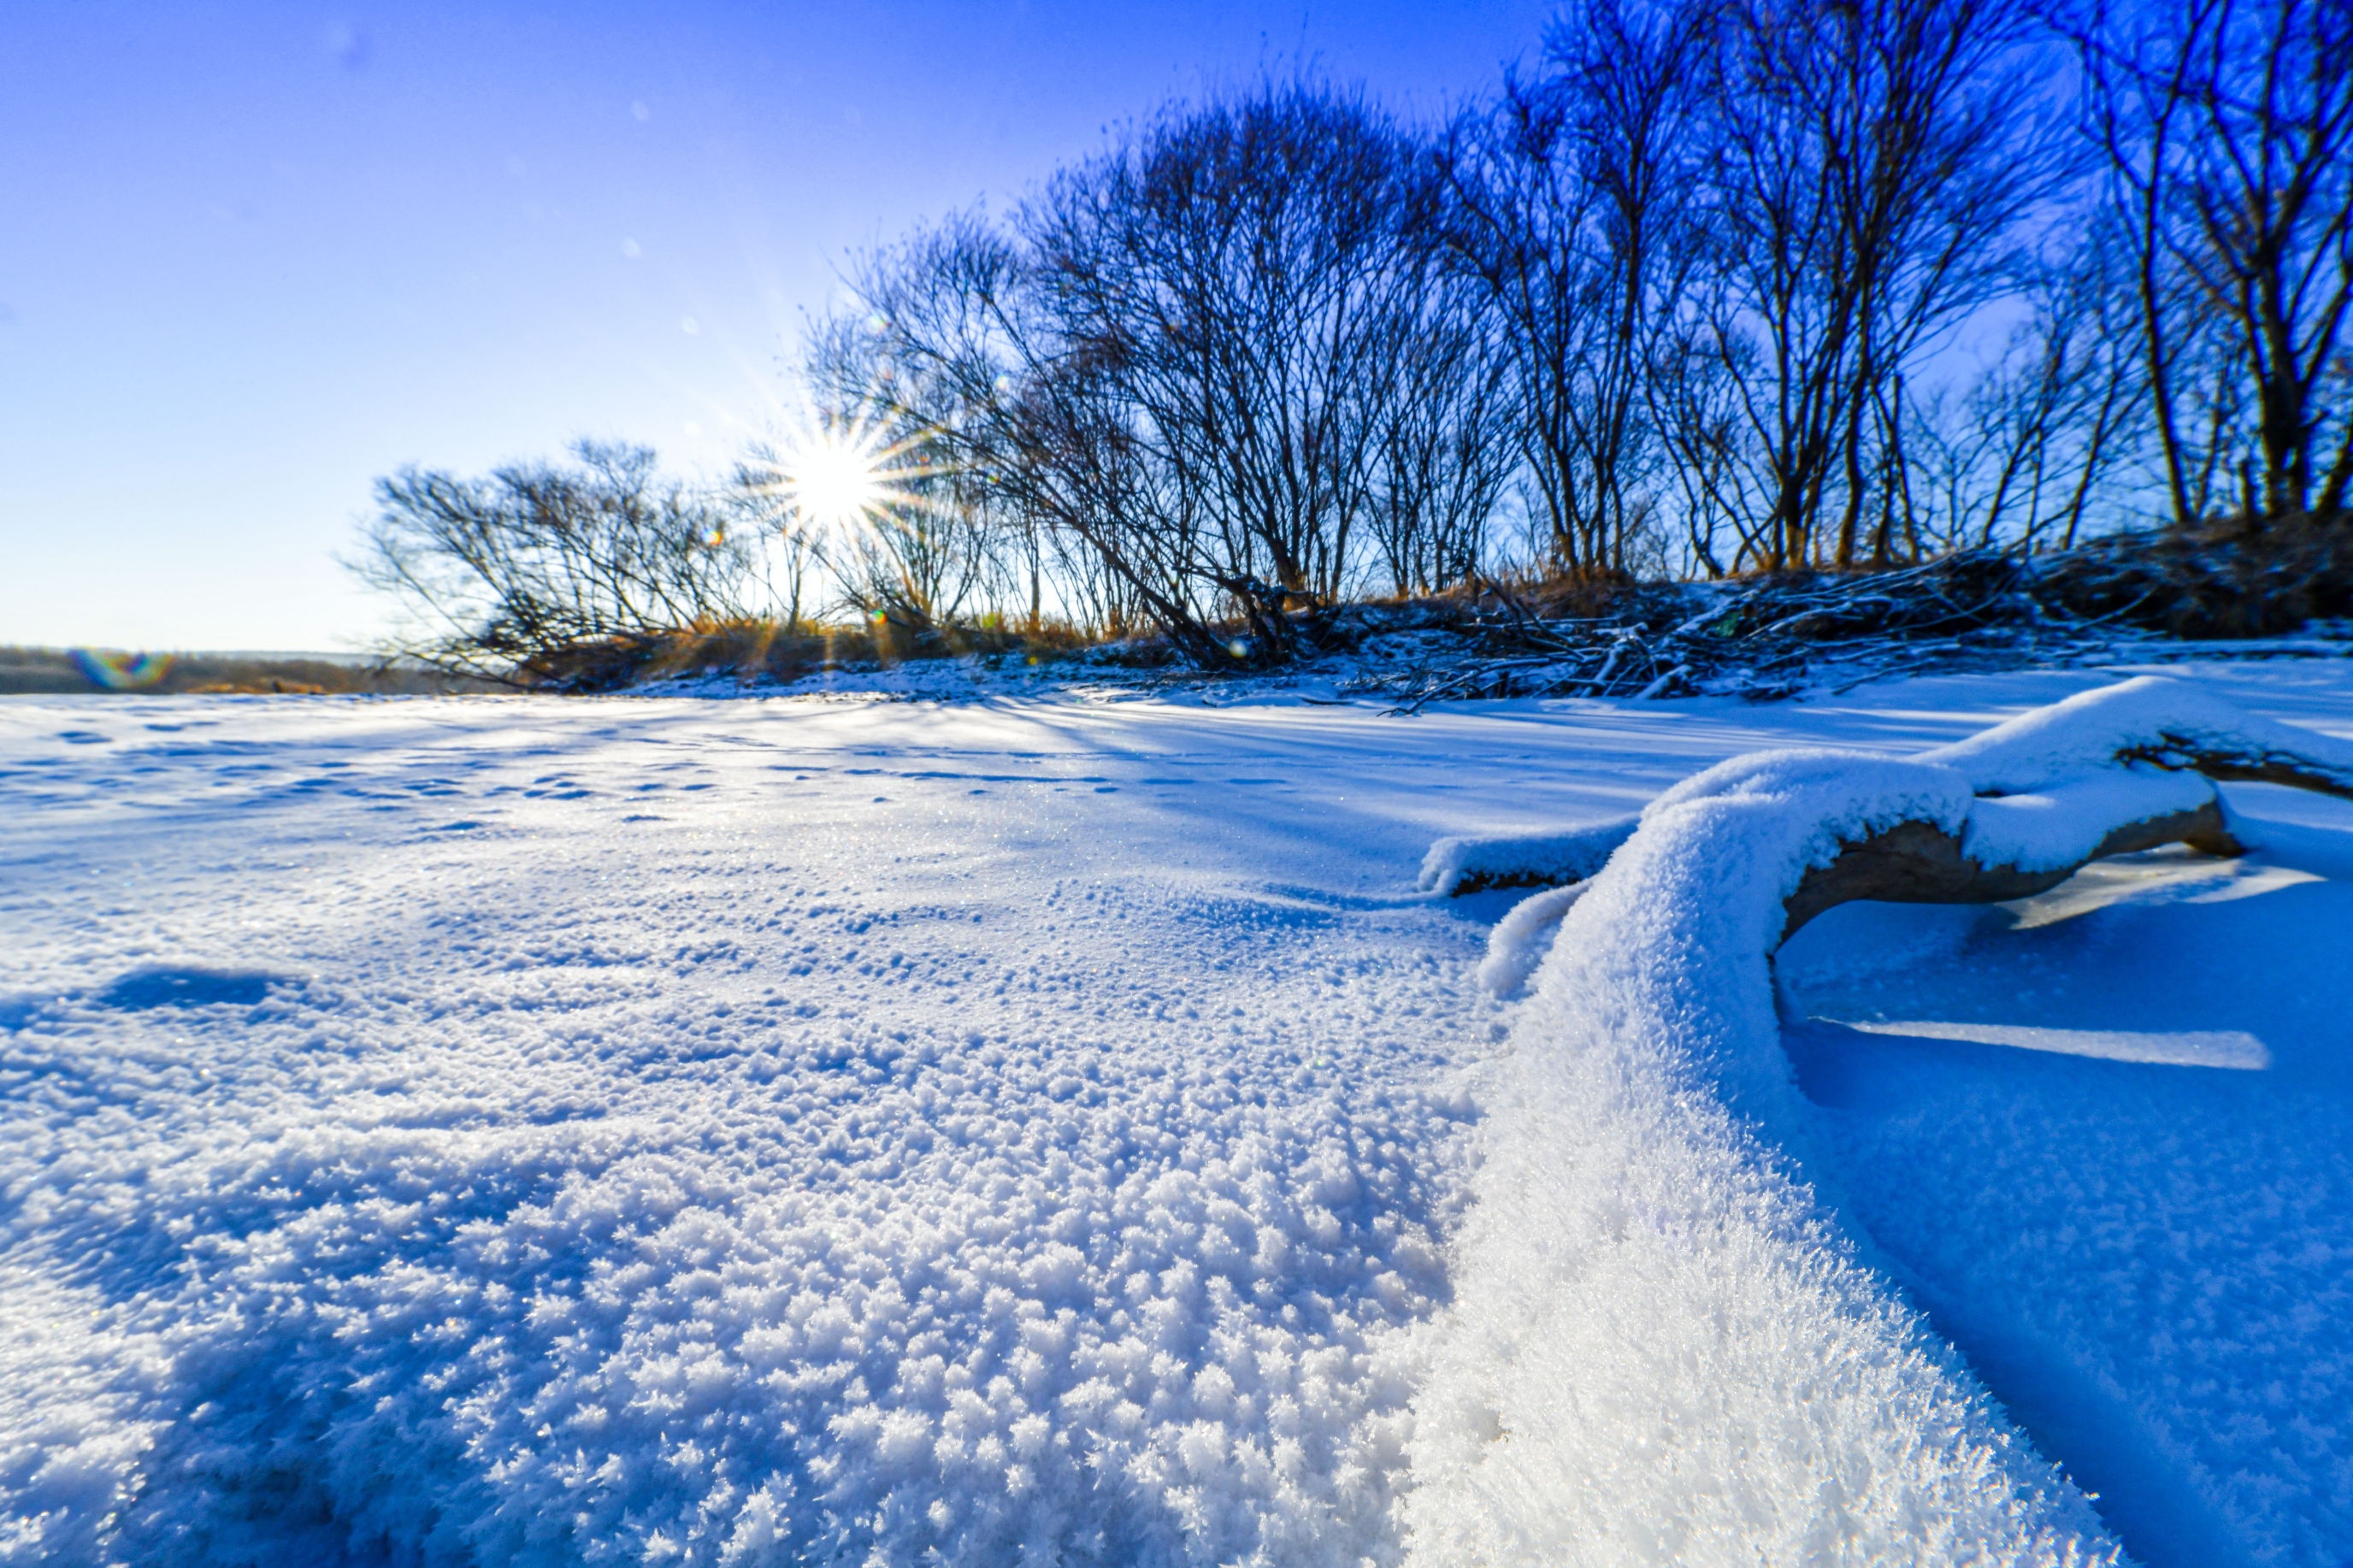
left=1430, top=678, right=2353, bottom=982
left=1401, top=680, right=2353, bottom=1559
left=1780, top=799, right=2243, bottom=943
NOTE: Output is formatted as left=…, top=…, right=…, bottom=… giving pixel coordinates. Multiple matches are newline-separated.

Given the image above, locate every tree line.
left=362, top=0, right=2352, bottom=672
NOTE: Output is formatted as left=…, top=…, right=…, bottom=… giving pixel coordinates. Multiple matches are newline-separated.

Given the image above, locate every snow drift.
left=4, top=674, right=2350, bottom=1567
left=1408, top=678, right=2353, bottom=1565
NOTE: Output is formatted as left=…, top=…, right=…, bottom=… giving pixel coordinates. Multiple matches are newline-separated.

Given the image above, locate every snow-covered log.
left=1436, top=676, right=2353, bottom=938
left=1418, top=816, right=1640, bottom=896
left=1402, top=679, right=2353, bottom=1563
left=1920, top=674, right=2353, bottom=799
left=1783, top=789, right=2239, bottom=940
left=1787, top=676, right=2353, bottom=940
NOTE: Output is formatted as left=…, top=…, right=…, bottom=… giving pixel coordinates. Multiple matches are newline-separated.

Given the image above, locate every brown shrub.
left=518, top=617, right=1132, bottom=693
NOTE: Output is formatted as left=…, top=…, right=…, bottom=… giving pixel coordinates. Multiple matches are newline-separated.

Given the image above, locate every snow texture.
left=1839, top=1018, right=2271, bottom=1070
left=1401, top=749, right=2120, bottom=1565
left=0, top=697, right=1504, bottom=1568
left=1961, top=767, right=2218, bottom=872
left=4, top=665, right=2350, bottom=1567
left=1417, top=816, right=1639, bottom=897
left=1779, top=835, right=2353, bottom=1566
left=1473, top=883, right=1589, bottom=999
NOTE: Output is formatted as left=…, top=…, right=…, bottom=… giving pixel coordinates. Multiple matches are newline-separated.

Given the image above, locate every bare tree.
left=2075, top=0, right=2353, bottom=529
left=1435, top=0, right=1712, bottom=575
left=1679, top=0, right=2067, bottom=569
left=831, top=85, right=1516, bottom=666
left=1365, top=276, right=1521, bottom=595
left=1034, top=86, right=1418, bottom=610
left=1902, top=228, right=2144, bottom=554
left=847, top=212, right=1235, bottom=662
left=788, top=315, right=994, bottom=631
left=356, top=440, right=752, bottom=676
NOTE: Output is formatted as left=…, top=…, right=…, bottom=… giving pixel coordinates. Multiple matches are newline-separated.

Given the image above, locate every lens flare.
left=71, top=650, right=172, bottom=691
left=747, top=412, right=940, bottom=536
left=788, top=430, right=886, bottom=528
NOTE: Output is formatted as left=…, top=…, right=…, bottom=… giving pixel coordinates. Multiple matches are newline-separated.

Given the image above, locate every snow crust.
left=1417, top=817, right=1638, bottom=897
left=1434, top=676, right=2353, bottom=898
left=1409, top=675, right=2353, bottom=1566
left=1402, top=750, right=2120, bottom=1565
left=1839, top=1018, right=2270, bottom=1070
left=4, top=667, right=2350, bottom=1566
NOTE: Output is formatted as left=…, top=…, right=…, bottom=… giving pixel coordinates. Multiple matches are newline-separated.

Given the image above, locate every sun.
left=752, top=412, right=936, bottom=535
left=781, top=426, right=888, bottom=530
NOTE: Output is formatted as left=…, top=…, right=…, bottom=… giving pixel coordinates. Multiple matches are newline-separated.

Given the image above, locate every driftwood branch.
left=1784, top=728, right=2352, bottom=942
left=1433, top=684, right=2353, bottom=994
left=2121, top=747, right=2353, bottom=802
left=1781, top=800, right=2242, bottom=943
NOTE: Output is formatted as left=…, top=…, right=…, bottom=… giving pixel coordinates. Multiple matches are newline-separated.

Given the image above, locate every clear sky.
left=0, top=1, right=1546, bottom=651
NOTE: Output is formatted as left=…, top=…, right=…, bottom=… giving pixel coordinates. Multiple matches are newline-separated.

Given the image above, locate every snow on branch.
left=1920, top=674, right=2353, bottom=800
left=1786, top=677, right=2352, bottom=942
left=1402, top=680, right=2350, bottom=1559
left=1418, top=816, right=1640, bottom=897
left=1435, top=675, right=2352, bottom=947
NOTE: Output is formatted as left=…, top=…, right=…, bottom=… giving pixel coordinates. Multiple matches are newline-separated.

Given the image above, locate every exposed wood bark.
left=1454, top=867, right=1588, bottom=897
left=2126, top=747, right=2353, bottom=801
left=1778, top=799, right=2243, bottom=944
left=1778, top=740, right=2353, bottom=944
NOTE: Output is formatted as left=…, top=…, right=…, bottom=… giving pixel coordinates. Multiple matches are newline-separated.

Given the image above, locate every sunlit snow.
left=3, top=666, right=2349, bottom=1566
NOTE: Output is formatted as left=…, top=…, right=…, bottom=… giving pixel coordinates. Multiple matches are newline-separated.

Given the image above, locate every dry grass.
left=33, top=529, right=2333, bottom=704
left=1411, top=524, right=2353, bottom=644
left=529, top=531, right=2353, bottom=695
left=520, top=616, right=1156, bottom=692
left=2033, top=517, right=2353, bottom=637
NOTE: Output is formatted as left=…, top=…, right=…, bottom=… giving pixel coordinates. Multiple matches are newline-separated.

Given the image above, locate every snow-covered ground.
left=3, top=664, right=2348, bottom=1566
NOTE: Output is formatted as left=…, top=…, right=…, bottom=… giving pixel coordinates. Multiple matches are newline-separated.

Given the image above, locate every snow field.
left=1, top=698, right=1524, bottom=1565
left=1778, top=819, right=2353, bottom=1565
left=3, top=668, right=2350, bottom=1565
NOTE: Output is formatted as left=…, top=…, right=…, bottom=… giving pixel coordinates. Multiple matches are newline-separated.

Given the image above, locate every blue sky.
left=0, top=1, right=1543, bottom=650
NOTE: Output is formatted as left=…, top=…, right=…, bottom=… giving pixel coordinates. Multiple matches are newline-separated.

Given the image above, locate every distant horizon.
left=0, top=1, right=1541, bottom=652
left=1, top=644, right=380, bottom=660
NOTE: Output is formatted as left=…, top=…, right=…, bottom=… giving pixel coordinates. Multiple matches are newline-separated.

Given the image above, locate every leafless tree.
left=2073, top=0, right=2353, bottom=529
left=723, top=465, right=815, bottom=632
left=787, top=314, right=995, bottom=631
left=1902, top=229, right=2144, bottom=553
left=1033, top=87, right=1417, bottom=610
left=1675, top=0, right=2068, bottom=569
left=1435, top=0, right=1712, bottom=575
left=844, top=212, right=1234, bottom=661
left=830, top=85, right=1517, bottom=665
left=1365, top=279, right=1521, bottom=595
left=355, top=440, right=751, bottom=675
